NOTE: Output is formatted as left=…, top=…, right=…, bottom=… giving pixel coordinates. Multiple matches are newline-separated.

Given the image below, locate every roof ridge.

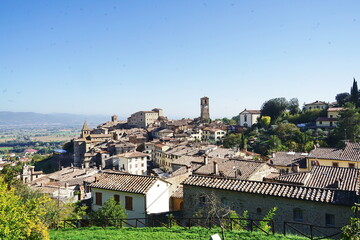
left=184, top=174, right=356, bottom=192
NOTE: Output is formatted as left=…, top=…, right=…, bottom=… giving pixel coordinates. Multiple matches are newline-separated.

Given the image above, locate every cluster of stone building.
left=20, top=97, right=359, bottom=236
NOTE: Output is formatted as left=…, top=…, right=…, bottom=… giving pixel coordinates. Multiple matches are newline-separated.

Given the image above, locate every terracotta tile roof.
left=89, top=172, right=160, bottom=194
left=272, top=166, right=359, bottom=191
left=328, top=107, right=344, bottom=112
left=171, top=186, right=183, bottom=199
left=193, top=158, right=269, bottom=180
left=305, top=101, right=327, bottom=106
left=116, top=151, right=148, bottom=158
left=240, top=109, right=261, bottom=114
left=308, top=142, right=360, bottom=162
left=172, top=156, right=204, bottom=166
left=182, top=175, right=357, bottom=206
left=268, top=152, right=307, bottom=168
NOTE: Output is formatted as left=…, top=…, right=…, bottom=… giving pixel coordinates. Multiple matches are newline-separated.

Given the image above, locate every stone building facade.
left=127, top=108, right=164, bottom=128
left=182, top=175, right=356, bottom=235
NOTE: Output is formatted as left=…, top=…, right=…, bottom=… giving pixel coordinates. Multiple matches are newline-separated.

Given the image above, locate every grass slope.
left=50, top=227, right=313, bottom=240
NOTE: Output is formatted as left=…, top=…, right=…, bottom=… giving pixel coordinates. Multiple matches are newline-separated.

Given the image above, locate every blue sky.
left=1, top=1, right=359, bottom=119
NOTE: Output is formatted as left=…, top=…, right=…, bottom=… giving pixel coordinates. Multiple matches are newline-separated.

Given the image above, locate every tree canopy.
left=0, top=176, right=49, bottom=239
left=261, top=98, right=289, bottom=124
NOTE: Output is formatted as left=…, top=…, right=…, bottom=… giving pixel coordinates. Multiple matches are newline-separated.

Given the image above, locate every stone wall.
left=183, top=185, right=352, bottom=235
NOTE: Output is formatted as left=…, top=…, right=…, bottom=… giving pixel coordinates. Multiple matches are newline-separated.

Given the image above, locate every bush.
left=258, top=207, right=277, bottom=233
left=0, top=176, right=49, bottom=239
left=90, top=198, right=127, bottom=227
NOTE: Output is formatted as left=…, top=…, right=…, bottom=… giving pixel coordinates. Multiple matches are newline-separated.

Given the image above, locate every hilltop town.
left=2, top=80, right=360, bottom=239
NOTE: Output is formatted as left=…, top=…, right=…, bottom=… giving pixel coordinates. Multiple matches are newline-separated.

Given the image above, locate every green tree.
left=274, top=123, right=300, bottom=143
left=0, top=176, right=49, bottom=239
left=223, top=134, right=242, bottom=149
left=335, top=107, right=360, bottom=142
left=336, top=92, right=351, bottom=107
left=258, top=116, right=271, bottom=128
left=90, top=198, right=127, bottom=227
left=342, top=204, right=360, bottom=240
left=261, top=98, right=289, bottom=124
left=350, top=78, right=360, bottom=107
left=288, top=98, right=300, bottom=115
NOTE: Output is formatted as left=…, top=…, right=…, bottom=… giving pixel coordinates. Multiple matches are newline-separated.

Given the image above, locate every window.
left=325, top=214, right=335, bottom=226
left=95, top=192, right=102, bottom=206
left=125, top=196, right=133, bottom=210
left=114, top=194, right=120, bottom=204
left=244, top=115, right=247, bottom=122
left=330, top=115, right=333, bottom=118
left=349, top=163, right=355, bottom=168
left=293, top=208, right=303, bottom=222
left=332, top=162, right=339, bottom=167
left=319, top=121, right=322, bottom=125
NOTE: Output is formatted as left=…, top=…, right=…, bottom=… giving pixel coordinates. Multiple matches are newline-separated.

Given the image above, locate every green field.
left=50, top=227, right=314, bottom=240
left=0, top=147, right=13, bottom=150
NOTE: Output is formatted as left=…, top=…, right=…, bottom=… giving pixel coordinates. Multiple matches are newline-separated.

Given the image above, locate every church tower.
left=200, top=97, right=210, bottom=120
left=81, top=121, right=90, bottom=138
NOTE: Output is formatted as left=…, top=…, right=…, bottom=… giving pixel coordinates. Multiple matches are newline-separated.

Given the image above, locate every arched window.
left=293, top=208, right=303, bottom=222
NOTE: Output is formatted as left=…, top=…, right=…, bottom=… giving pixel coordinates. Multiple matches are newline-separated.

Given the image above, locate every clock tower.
left=200, top=97, right=210, bottom=120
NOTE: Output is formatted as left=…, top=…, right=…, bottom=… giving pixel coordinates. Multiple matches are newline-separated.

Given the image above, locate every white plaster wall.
left=145, top=180, right=170, bottom=214
left=91, top=188, right=146, bottom=219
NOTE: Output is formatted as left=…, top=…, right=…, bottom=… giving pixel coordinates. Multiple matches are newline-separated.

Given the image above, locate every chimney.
left=213, top=161, right=219, bottom=175
left=204, top=155, right=208, bottom=165
left=291, top=163, right=300, bottom=173
left=334, top=178, right=343, bottom=189
left=65, top=182, right=69, bottom=189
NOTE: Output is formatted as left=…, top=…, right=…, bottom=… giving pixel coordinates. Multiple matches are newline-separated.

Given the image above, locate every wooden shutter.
left=114, top=194, right=120, bottom=204
left=95, top=192, right=102, bottom=206
left=125, top=196, right=133, bottom=210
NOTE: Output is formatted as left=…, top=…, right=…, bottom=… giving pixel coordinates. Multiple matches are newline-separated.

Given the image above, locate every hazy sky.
left=1, top=1, right=359, bottom=119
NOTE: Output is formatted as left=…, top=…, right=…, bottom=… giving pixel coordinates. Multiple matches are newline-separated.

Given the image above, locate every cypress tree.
left=350, top=78, right=359, bottom=107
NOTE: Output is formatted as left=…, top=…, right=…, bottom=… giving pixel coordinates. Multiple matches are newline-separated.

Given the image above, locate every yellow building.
left=306, top=142, right=360, bottom=170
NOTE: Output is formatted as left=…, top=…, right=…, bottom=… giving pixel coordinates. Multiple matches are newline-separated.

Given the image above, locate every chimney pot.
left=213, top=161, right=219, bottom=175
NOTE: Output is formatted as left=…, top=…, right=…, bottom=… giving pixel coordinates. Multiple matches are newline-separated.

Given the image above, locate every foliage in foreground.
left=50, top=226, right=312, bottom=240
left=89, top=198, right=127, bottom=227
left=342, top=204, right=360, bottom=240
left=0, top=176, right=49, bottom=239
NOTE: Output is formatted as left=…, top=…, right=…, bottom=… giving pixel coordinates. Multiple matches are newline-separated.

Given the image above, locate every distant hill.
left=0, top=111, right=110, bottom=128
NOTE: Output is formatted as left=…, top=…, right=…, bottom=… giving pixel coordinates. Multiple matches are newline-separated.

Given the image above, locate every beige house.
left=303, top=100, right=328, bottom=111
left=306, top=142, right=360, bottom=169
left=202, top=128, right=226, bottom=143
left=127, top=108, right=164, bottom=128
left=315, top=107, right=343, bottom=128
left=239, top=109, right=261, bottom=127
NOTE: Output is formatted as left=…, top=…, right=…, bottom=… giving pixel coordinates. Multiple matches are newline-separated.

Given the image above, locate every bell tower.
left=81, top=121, right=90, bottom=138
left=200, top=97, right=210, bottom=120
